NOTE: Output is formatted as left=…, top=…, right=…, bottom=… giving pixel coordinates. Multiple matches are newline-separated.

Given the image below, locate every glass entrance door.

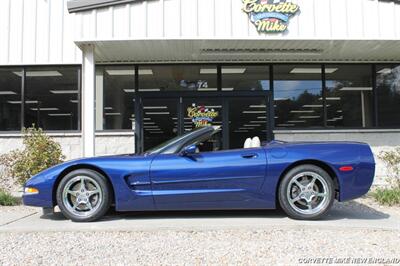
left=142, top=98, right=178, bottom=151
left=182, top=97, right=223, bottom=151
left=140, top=95, right=270, bottom=152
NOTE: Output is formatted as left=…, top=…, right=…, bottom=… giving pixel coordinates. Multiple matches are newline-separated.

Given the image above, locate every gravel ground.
left=1, top=197, right=399, bottom=265
left=0, top=228, right=399, bottom=265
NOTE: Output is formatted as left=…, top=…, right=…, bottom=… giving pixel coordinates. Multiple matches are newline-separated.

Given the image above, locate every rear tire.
left=278, top=164, right=334, bottom=220
left=56, top=169, right=111, bottom=222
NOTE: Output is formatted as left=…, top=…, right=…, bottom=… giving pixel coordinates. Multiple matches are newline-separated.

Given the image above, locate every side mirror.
left=181, top=144, right=197, bottom=156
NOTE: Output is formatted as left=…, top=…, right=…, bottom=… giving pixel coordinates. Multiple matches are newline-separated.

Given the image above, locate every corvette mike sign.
left=242, top=0, right=300, bottom=33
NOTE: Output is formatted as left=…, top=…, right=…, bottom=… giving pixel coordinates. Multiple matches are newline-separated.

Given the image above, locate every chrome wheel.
left=62, top=176, right=103, bottom=217
left=286, top=171, right=330, bottom=215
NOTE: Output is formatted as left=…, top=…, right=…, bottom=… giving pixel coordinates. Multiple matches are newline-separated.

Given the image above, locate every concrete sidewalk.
left=1, top=200, right=399, bottom=232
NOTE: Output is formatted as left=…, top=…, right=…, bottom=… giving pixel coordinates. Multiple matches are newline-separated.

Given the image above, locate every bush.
left=0, top=189, right=19, bottom=206
left=372, top=187, right=400, bottom=206
left=378, top=147, right=400, bottom=188
left=373, top=148, right=400, bottom=206
left=0, top=126, right=65, bottom=186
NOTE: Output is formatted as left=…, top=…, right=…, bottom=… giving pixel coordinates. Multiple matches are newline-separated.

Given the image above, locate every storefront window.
left=139, top=65, right=217, bottom=92
left=24, top=67, right=80, bottom=130
left=376, top=65, right=400, bottom=127
left=274, top=65, right=323, bottom=128
left=96, top=66, right=135, bottom=130
left=325, top=65, right=373, bottom=128
left=229, top=97, right=267, bottom=149
left=143, top=98, right=178, bottom=151
left=0, top=68, right=22, bottom=131
left=221, top=65, right=270, bottom=91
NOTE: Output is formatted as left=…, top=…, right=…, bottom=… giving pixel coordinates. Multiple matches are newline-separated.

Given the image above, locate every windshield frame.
left=144, top=126, right=219, bottom=155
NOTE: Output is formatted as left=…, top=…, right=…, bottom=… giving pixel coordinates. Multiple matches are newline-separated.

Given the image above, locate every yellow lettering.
left=256, top=20, right=287, bottom=33
left=242, top=0, right=299, bottom=33
left=242, top=0, right=299, bottom=15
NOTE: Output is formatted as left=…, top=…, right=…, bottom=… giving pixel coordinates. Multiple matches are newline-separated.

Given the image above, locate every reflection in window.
left=24, top=67, right=79, bottom=130
left=96, top=66, right=135, bottom=130
left=139, top=65, right=217, bottom=92
left=376, top=65, right=400, bottom=127
left=325, top=65, right=373, bottom=128
left=0, top=68, right=22, bottom=130
left=229, top=98, right=267, bottom=149
left=143, top=99, right=178, bottom=151
left=274, top=65, right=323, bottom=128
left=183, top=98, right=222, bottom=150
left=221, top=65, right=270, bottom=91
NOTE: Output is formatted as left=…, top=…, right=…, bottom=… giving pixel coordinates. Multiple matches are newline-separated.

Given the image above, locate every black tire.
left=56, top=169, right=111, bottom=222
left=278, top=164, right=335, bottom=220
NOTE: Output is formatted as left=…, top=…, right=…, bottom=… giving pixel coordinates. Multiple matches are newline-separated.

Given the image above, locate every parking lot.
left=1, top=198, right=399, bottom=265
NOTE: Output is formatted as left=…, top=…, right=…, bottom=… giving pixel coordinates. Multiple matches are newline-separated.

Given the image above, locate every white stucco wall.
left=0, top=0, right=81, bottom=65
left=74, top=0, right=400, bottom=41
left=0, top=133, right=135, bottom=161
left=2, top=0, right=400, bottom=66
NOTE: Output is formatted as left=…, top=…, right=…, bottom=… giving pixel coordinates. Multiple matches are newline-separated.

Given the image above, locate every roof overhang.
left=67, top=0, right=400, bottom=13
left=67, top=0, right=143, bottom=13
left=76, top=39, right=400, bottom=64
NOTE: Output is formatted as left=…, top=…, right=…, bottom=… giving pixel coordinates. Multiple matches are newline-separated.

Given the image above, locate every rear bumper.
left=338, top=146, right=375, bottom=202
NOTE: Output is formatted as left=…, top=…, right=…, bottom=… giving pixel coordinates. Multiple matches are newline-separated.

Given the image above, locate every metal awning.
left=67, top=0, right=400, bottom=13
left=67, top=0, right=142, bottom=13
left=76, top=39, right=400, bottom=64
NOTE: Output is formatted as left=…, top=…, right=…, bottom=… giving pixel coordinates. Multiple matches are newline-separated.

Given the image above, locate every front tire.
left=56, top=169, right=111, bottom=222
left=278, top=164, right=334, bottom=220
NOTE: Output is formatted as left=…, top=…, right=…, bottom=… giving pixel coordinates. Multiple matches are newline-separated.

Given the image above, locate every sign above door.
left=242, top=0, right=300, bottom=34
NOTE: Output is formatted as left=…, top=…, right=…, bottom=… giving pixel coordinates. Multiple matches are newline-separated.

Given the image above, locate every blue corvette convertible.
left=23, top=126, right=375, bottom=222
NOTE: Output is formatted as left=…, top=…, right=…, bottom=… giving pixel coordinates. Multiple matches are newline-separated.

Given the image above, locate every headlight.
left=24, top=187, right=39, bottom=194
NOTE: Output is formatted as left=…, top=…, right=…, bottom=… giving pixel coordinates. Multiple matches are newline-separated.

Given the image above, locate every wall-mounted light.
left=50, top=90, right=78, bottom=94
left=0, top=91, right=17, bottom=95
left=377, top=68, right=392, bottom=74
left=143, top=106, right=168, bottom=109
left=200, top=68, right=246, bottom=74
left=290, top=68, right=337, bottom=74
left=105, top=112, right=121, bottom=116
left=7, top=100, right=38, bottom=104
left=145, top=112, right=170, bottom=115
left=105, top=69, right=153, bottom=75
left=299, top=116, right=320, bottom=119
left=31, top=107, right=59, bottom=111
left=339, top=87, right=372, bottom=91
left=14, top=71, right=62, bottom=77
left=290, top=110, right=315, bottom=113
left=48, top=113, right=72, bottom=116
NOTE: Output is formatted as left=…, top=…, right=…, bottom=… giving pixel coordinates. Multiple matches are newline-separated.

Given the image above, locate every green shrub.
left=0, top=189, right=19, bottom=206
left=373, top=148, right=400, bottom=206
left=372, top=187, right=400, bottom=206
left=379, top=147, right=400, bottom=188
left=0, top=126, right=65, bottom=185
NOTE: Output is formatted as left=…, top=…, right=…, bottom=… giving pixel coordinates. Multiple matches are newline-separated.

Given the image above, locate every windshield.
left=144, top=127, right=207, bottom=155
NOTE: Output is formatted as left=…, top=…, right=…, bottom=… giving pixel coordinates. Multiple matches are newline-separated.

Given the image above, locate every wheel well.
left=52, top=164, right=115, bottom=206
left=275, top=160, right=340, bottom=206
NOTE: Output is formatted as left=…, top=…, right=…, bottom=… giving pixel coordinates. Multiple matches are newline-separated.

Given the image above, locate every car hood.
left=26, top=153, right=150, bottom=184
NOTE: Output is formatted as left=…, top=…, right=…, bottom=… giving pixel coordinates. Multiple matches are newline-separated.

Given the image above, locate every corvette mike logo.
left=187, top=104, right=219, bottom=128
left=242, top=0, right=300, bottom=33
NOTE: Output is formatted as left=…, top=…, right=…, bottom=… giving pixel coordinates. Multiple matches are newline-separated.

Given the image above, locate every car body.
left=23, top=126, right=375, bottom=221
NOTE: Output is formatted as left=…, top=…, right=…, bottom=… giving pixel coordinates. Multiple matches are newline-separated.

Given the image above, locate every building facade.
left=1, top=0, right=400, bottom=185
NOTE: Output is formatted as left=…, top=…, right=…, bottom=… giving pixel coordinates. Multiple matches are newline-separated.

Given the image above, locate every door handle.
left=241, top=153, right=258, bottom=159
